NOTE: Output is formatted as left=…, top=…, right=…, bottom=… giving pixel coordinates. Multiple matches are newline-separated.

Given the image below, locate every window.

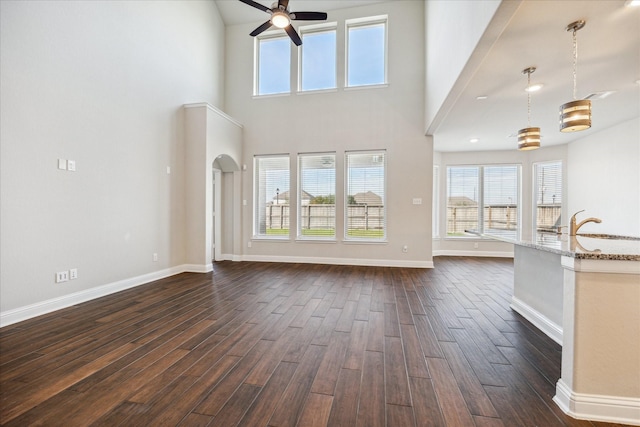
left=533, top=161, right=562, bottom=233
left=299, top=25, right=336, bottom=91
left=345, top=151, right=386, bottom=240
left=447, top=167, right=479, bottom=236
left=483, top=165, right=519, bottom=239
left=446, top=165, right=520, bottom=239
left=254, top=155, right=290, bottom=238
left=346, top=16, right=387, bottom=87
left=433, top=166, right=439, bottom=238
left=256, top=35, right=290, bottom=95
left=298, top=153, right=336, bottom=239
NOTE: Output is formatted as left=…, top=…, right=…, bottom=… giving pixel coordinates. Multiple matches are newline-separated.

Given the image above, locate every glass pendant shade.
left=560, top=99, right=591, bottom=132
left=518, top=127, right=541, bottom=150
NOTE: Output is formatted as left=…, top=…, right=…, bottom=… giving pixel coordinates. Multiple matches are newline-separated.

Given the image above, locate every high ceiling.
left=216, top=1, right=640, bottom=152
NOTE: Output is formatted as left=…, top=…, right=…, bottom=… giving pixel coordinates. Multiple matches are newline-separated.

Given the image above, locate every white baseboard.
left=432, top=250, right=514, bottom=258
left=554, top=379, right=640, bottom=426
left=510, top=296, right=563, bottom=345
left=0, top=263, right=211, bottom=328
left=241, top=254, right=434, bottom=269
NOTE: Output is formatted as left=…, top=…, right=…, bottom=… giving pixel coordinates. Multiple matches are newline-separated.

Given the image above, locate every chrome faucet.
left=569, top=210, right=602, bottom=236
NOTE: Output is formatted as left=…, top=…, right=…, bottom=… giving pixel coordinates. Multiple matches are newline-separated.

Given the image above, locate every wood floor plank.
left=0, top=258, right=623, bottom=427
left=297, top=392, right=333, bottom=427
left=400, top=323, right=430, bottom=378
left=267, top=344, right=326, bottom=427
left=408, top=376, right=446, bottom=427
left=384, top=336, right=412, bottom=406
left=356, top=350, right=385, bottom=427
left=237, top=361, right=299, bottom=426
left=310, top=331, right=350, bottom=395
left=326, top=368, right=361, bottom=426
left=427, top=357, right=475, bottom=426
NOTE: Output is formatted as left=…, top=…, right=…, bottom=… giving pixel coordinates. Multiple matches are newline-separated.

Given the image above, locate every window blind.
left=533, top=161, right=562, bottom=232
left=254, top=155, right=290, bottom=237
left=298, top=153, right=336, bottom=238
left=345, top=151, right=386, bottom=240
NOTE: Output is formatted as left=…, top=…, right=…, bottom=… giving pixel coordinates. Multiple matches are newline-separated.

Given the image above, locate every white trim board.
left=0, top=263, right=212, bottom=328
left=432, top=250, right=514, bottom=258
left=241, top=254, right=434, bottom=269
left=510, top=296, right=563, bottom=345
left=554, top=379, right=640, bottom=426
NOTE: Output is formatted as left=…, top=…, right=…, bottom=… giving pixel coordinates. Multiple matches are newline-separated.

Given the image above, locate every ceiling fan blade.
left=284, top=25, right=302, bottom=46
left=278, top=0, right=289, bottom=10
left=238, top=0, right=271, bottom=14
left=250, top=20, right=273, bottom=37
left=291, top=11, right=328, bottom=21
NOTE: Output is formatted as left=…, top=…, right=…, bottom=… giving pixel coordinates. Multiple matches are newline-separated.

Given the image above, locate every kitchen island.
left=484, top=232, right=640, bottom=425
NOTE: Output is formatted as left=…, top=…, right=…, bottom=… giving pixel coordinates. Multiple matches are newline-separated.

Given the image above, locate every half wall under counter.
left=488, top=232, right=640, bottom=425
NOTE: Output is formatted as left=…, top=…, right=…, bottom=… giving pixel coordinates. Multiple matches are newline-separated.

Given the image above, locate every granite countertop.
left=511, top=232, right=640, bottom=261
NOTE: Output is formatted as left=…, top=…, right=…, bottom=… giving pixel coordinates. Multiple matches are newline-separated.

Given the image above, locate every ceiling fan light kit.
left=239, top=0, right=328, bottom=46
left=518, top=66, right=541, bottom=150
left=560, top=20, right=592, bottom=133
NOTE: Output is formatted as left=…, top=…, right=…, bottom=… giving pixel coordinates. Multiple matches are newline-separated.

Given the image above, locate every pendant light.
left=560, top=20, right=591, bottom=132
left=518, top=67, right=541, bottom=150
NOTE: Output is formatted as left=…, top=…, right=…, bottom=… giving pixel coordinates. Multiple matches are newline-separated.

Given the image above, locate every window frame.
left=254, top=31, right=292, bottom=97
left=297, top=152, right=337, bottom=240
left=532, top=160, right=563, bottom=235
left=253, top=154, right=291, bottom=240
left=445, top=164, right=521, bottom=240
left=345, top=15, right=388, bottom=89
left=344, top=150, right=387, bottom=242
left=298, top=22, right=338, bottom=93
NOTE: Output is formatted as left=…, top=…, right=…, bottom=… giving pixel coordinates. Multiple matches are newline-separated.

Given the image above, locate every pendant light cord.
left=527, top=70, right=532, bottom=126
left=572, top=28, right=578, bottom=101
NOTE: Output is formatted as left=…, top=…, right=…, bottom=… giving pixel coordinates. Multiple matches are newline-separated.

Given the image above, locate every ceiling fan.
left=239, top=0, right=328, bottom=46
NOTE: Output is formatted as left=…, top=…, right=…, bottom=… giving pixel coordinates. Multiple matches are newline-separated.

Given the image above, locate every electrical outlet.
left=153, top=253, right=158, bottom=262
left=247, top=241, right=252, bottom=248
left=56, top=271, right=69, bottom=283
left=474, top=242, right=479, bottom=249
left=67, top=160, right=76, bottom=171
left=69, top=268, right=78, bottom=280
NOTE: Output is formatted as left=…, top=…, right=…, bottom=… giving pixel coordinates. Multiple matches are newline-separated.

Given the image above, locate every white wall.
left=183, top=104, right=243, bottom=270
left=567, top=117, right=640, bottom=237
left=425, top=0, right=507, bottom=132
left=225, top=1, right=432, bottom=267
left=0, top=1, right=225, bottom=317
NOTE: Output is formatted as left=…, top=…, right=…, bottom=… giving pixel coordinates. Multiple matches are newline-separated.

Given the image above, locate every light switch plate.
left=58, top=159, right=67, bottom=170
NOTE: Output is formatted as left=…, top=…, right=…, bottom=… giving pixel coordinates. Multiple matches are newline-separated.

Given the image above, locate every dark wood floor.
left=0, top=257, right=626, bottom=426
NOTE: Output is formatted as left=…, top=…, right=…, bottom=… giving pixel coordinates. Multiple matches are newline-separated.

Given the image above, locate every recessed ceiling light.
left=525, top=83, right=543, bottom=92
left=470, top=138, right=479, bottom=143
left=476, top=96, right=488, bottom=100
